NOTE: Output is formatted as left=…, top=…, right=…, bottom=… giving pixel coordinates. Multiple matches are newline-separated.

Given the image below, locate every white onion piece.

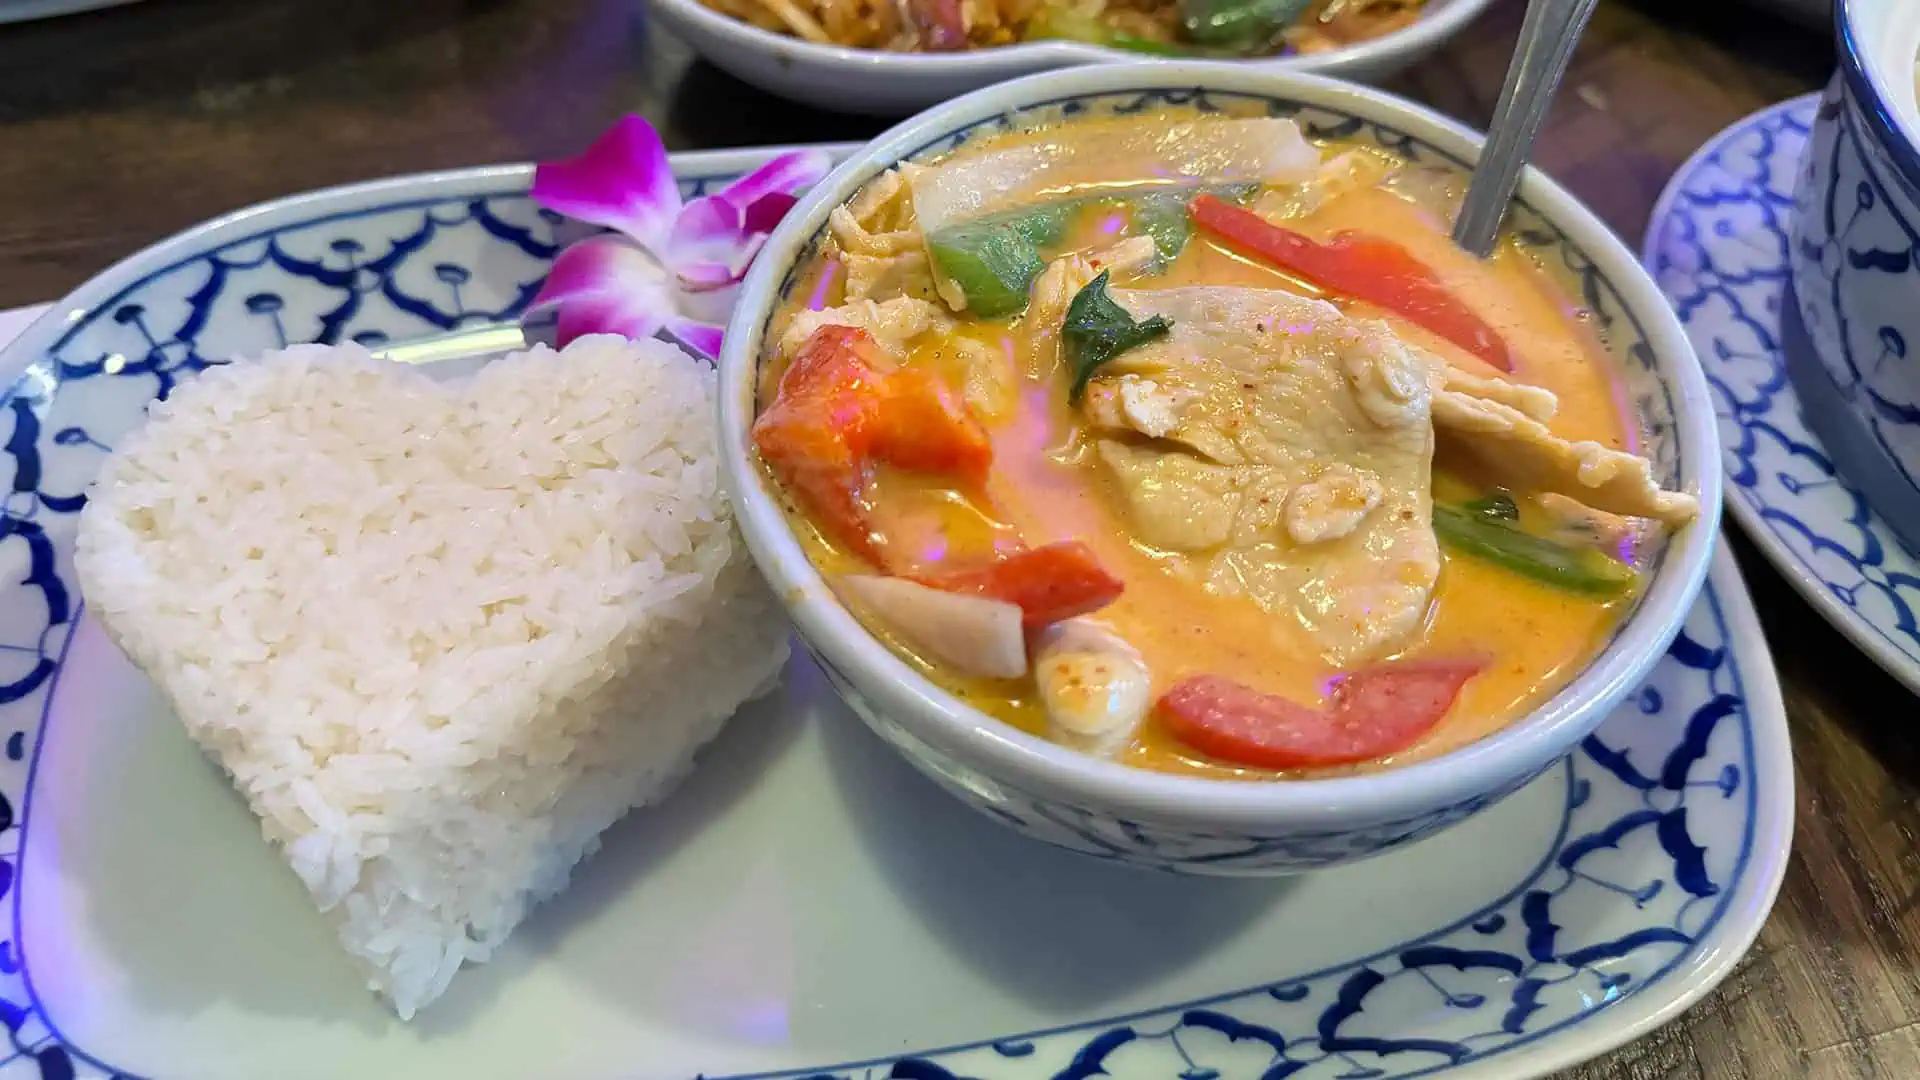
left=906, top=118, right=1320, bottom=237
left=840, top=575, right=1028, bottom=680
left=1033, top=618, right=1153, bottom=759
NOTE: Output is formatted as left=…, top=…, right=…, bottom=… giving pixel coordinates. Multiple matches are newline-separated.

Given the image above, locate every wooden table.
left=0, top=0, right=1903, bottom=1076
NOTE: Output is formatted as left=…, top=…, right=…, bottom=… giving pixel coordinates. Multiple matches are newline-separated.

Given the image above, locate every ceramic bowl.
left=645, top=0, right=1496, bottom=116
left=717, top=63, right=1722, bottom=876
left=1787, top=0, right=1920, bottom=549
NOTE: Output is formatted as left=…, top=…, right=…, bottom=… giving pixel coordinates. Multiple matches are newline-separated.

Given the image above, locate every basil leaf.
left=1063, top=270, right=1173, bottom=402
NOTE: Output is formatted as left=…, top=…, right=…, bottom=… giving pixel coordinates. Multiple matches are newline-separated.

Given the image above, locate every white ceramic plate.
left=1645, top=93, right=1920, bottom=695
left=0, top=148, right=1790, bottom=1078
left=643, top=0, right=1497, bottom=115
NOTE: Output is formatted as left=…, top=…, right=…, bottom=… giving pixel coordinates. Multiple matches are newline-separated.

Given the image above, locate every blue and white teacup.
left=1789, top=0, right=1920, bottom=547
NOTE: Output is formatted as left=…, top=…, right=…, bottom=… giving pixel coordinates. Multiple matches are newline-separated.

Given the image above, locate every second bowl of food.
left=719, top=63, right=1720, bottom=875
left=647, top=0, right=1496, bottom=115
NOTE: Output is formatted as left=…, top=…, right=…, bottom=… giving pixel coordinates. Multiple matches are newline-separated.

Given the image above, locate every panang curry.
left=751, top=112, right=1698, bottom=780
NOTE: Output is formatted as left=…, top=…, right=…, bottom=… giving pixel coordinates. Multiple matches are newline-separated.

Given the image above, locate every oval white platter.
left=1645, top=93, right=1920, bottom=695
left=0, top=145, right=1792, bottom=1079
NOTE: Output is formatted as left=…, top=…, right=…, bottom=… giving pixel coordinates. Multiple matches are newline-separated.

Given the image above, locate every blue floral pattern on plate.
left=0, top=144, right=1788, bottom=1078
left=1645, top=93, right=1920, bottom=694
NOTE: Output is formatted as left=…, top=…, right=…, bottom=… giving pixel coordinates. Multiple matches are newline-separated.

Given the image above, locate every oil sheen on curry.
left=752, top=111, right=1699, bottom=781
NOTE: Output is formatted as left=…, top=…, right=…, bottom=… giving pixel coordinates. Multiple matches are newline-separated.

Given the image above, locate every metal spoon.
left=369, top=322, right=530, bottom=366
left=1451, top=0, right=1602, bottom=258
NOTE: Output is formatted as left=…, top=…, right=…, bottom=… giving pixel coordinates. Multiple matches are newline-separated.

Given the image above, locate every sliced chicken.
left=828, top=168, right=938, bottom=304
left=831, top=206, right=923, bottom=258
left=843, top=250, right=939, bottom=304
left=1088, top=286, right=1441, bottom=666
left=1436, top=363, right=1558, bottom=422
left=1535, top=492, right=1637, bottom=550
left=778, top=297, right=953, bottom=358
left=1094, top=440, right=1242, bottom=552
left=839, top=575, right=1027, bottom=679
left=841, top=167, right=916, bottom=235
left=1284, top=463, right=1383, bottom=544
left=1431, top=392, right=1699, bottom=526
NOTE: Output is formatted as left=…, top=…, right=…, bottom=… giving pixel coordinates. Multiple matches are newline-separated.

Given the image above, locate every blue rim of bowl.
left=718, top=63, right=1724, bottom=829
left=1836, top=0, right=1920, bottom=186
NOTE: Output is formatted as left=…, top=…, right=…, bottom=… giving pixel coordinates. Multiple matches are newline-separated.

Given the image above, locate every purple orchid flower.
left=528, top=115, right=831, bottom=358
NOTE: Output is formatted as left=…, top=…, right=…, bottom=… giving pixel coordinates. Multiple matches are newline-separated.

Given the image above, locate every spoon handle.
left=1451, top=0, right=1601, bottom=258
left=372, top=323, right=530, bottom=366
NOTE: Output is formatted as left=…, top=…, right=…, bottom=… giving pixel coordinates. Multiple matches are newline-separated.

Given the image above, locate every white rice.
left=73, top=335, right=791, bottom=1018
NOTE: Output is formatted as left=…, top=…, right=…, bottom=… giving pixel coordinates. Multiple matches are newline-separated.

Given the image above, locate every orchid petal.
left=741, top=192, right=799, bottom=236
left=677, top=234, right=771, bottom=295
left=716, top=149, right=833, bottom=213
left=665, top=318, right=725, bottom=359
left=668, top=193, right=771, bottom=297
left=532, top=115, right=681, bottom=252
left=529, top=236, right=673, bottom=346
left=668, top=194, right=747, bottom=266
left=677, top=281, right=740, bottom=326
left=555, top=299, right=668, bottom=347
left=677, top=261, right=739, bottom=293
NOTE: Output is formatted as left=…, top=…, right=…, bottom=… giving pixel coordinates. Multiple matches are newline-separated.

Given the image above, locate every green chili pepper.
left=925, top=222, right=1046, bottom=320
left=1029, top=6, right=1191, bottom=53
left=1177, top=0, right=1314, bottom=48
left=1433, top=504, right=1636, bottom=598
left=925, top=183, right=1257, bottom=315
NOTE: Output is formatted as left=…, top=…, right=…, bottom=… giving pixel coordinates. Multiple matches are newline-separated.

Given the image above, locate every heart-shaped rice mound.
left=72, top=335, right=790, bottom=1019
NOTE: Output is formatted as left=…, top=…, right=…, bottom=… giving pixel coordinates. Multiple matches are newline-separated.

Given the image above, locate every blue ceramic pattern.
left=809, top=637, right=1538, bottom=872
left=739, top=593, right=1753, bottom=1080
left=1790, top=76, right=1920, bottom=514
left=1647, top=94, right=1920, bottom=689
left=0, top=137, right=1763, bottom=1076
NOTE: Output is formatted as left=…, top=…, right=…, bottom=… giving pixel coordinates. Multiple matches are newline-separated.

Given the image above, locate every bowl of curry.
left=717, top=64, right=1721, bottom=875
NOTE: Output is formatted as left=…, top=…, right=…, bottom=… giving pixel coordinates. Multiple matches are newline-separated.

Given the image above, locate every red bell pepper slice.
left=1187, top=194, right=1516, bottom=373
left=1157, top=658, right=1485, bottom=769
left=917, top=541, right=1124, bottom=629
left=753, top=325, right=992, bottom=564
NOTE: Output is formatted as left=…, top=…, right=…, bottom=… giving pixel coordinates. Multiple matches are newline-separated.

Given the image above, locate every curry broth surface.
left=760, top=122, right=1637, bottom=780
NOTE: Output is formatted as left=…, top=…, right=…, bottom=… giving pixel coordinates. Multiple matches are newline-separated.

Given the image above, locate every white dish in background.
left=1647, top=93, right=1920, bottom=696
left=0, top=147, right=1785, bottom=1077
left=643, top=0, right=1497, bottom=115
